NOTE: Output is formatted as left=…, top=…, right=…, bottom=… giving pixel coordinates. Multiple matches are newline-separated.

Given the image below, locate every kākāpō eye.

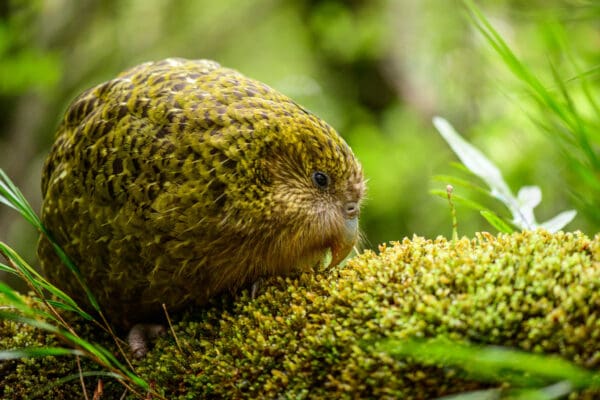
left=312, top=171, right=330, bottom=190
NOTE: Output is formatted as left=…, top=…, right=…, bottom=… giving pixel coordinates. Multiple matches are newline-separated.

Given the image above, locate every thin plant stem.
left=162, top=303, right=184, bottom=355
left=446, top=185, right=459, bottom=241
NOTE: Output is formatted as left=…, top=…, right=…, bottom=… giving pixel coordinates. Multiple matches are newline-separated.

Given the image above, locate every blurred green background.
left=0, top=0, right=598, bottom=273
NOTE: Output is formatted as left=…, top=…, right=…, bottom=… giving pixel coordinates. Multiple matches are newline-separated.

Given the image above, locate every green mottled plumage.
left=38, top=58, right=364, bottom=328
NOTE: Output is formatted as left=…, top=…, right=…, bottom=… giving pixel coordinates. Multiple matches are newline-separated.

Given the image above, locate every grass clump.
left=2, top=230, right=600, bottom=399
left=0, top=168, right=155, bottom=398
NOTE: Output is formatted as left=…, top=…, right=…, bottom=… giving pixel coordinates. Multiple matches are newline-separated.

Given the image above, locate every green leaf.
left=480, top=211, right=514, bottom=234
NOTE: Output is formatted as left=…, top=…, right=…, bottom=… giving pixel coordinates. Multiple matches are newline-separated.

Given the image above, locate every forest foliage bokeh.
left=0, top=0, right=598, bottom=272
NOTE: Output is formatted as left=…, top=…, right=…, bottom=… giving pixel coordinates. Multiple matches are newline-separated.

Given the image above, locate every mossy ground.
left=2, top=230, right=600, bottom=399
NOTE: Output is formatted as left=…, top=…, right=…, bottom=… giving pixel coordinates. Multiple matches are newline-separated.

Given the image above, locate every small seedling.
left=433, top=117, right=576, bottom=233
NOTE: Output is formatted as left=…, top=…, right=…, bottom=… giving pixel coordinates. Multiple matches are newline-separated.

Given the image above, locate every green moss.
left=2, top=230, right=600, bottom=398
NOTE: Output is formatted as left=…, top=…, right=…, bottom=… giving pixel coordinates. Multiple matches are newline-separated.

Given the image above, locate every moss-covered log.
left=2, top=230, right=600, bottom=399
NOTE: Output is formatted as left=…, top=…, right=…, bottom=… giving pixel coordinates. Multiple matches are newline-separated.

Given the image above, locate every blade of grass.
left=436, top=382, right=573, bottom=400
left=0, top=169, right=42, bottom=227
left=0, top=241, right=52, bottom=286
left=376, top=338, right=599, bottom=390
left=549, top=62, right=598, bottom=168
left=48, top=241, right=101, bottom=311
left=0, top=281, right=29, bottom=308
left=43, top=299, right=94, bottom=320
left=0, top=261, right=19, bottom=275
left=93, top=345, right=149, bottom=389
left=0, top=347, right=85, bottom=360
left=0, top=242, right=90, bottom=318
left=0, top=169, right=101, bottom=312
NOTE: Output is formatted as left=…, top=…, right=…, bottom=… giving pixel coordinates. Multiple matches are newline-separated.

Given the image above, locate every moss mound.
left=2, top=230, right=600, bottom=398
